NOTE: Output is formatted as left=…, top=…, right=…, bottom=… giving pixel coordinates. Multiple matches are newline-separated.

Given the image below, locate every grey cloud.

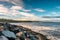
left=0, top=0, right=23, bottom=6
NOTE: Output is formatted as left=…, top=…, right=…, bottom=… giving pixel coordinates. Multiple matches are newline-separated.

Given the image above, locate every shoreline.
left=16, top=25, right=49, bottom=40
left=10, top=23, right=56, bottom=40
left=0, top=22, right=49, bottom=40
left=10, top=23, right=49, bottom=40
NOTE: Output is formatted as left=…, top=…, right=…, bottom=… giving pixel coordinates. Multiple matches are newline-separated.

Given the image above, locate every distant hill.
left=0, top=19, right=39, bottom=22
left=0, top=19, right=17, bottom=22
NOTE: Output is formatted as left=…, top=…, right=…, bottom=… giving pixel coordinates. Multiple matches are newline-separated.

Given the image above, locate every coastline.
left=10, top=23, right=49, bottom=40
left=10, top=23, right=57, bottom=40
left=16, top=25, right=49, bottom=40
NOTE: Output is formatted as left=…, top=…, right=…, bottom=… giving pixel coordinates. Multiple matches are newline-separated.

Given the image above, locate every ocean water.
left=10, top=22, right=60, bottom=40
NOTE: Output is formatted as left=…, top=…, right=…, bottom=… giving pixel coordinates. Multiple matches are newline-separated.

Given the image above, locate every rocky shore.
left=0, top=22, right=49, bottom=40
left=15, top=25, right=49, bottom=40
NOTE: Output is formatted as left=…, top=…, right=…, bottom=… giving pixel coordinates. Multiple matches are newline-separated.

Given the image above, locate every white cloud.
left=21, top=9, right=31, bottom=12
left=10, top=6, right=22, bottom=10
left=9, top=10, right=18, bottom=16
left=0, top=5, right=8, bottom=13
left=0, top=5, right=60, bottom=21
left=18, top=12, right=35, bottom=17
left=12, top=11, right=40, bottom=21
left=1, top=2, right=60, bottom=21
left=39, top=18, right=60, bottom=22
left=34, top=9, right=45, bottom=12
left=56, top=6, right=60, bottom=9
left=0, top=4, right=40, bottom=21
left=42, top=12, right=60, bottom=16
left=12, top=16, right=39, bottom=21
left=10, top=5, right=36, bottom=17
left=51, top=12, right=57, bottom=14
left=0, top=0, right=41, bottom=21
left=11, top=11, right=40, bottom=21
left=10, top=6, right=32, bottom=16
left=0, top=5, right=17, bottom=16
left=50, top=12, right=60, bottom=16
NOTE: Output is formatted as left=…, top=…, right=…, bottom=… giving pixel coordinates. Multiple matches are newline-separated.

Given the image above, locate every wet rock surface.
left=0, top=22, right=49, bottom=40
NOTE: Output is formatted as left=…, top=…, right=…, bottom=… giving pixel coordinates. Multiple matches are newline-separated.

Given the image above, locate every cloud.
left=18, top=12, right=35, bottom=17
left=0, top=5, right=60, bottom=21
left=34, top=8, right=45, bottom=12
left=50, top=12, right=60, bottom=16
left=0, top=4, right=40, bottom=21
left=0, top=5, right=8, bottom=13
left=39, top=18, right=60, bottom=22
left=0, top=0, right=23, bottom=6
left=39, top=11, right=60, bottom=22
left=10, top=0, right=23, bottom=6
left=10, top=6, right=31, bottom=16
left=21, top=9, right=31, bottom=12
left=11, top=11, right=40, bottom=21
left=10, top=6, right=31, bottom=12
left=0, top=0, right=41, bottom=21
left=0, top=0, right=24, bottom=6
left=10, top=6, right=22, bottom=10
left=0, top=4, right=17, bottom=17
left=51, top=12, right=56, bottom=14
left=9, top=5, right=32, bottom=16
left=42, top=12, right=60, bottom=17
left=56, top=6, right=60, bottom=9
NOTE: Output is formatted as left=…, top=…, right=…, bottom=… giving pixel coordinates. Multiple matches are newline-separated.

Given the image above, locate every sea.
left=10, top=21, right=60, bottom=40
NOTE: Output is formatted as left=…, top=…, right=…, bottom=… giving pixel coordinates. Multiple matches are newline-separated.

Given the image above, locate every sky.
left=0, top=0, right=60, bottom=21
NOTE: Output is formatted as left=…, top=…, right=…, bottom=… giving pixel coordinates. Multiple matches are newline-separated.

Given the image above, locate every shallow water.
left=10, top=22, right=60, bottom=40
